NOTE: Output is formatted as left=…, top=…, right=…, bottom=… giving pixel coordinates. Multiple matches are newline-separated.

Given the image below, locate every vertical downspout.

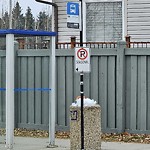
left=35, top=0, right=58, bottom=48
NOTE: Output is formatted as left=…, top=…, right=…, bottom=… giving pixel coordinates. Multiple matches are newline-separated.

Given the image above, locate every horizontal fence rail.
left=56, top=42, right=117, bottom=49
left=127, top=42, right=150, bottom=48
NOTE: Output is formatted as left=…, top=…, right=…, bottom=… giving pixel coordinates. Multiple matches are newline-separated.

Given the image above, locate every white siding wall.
left=54, top=0, right=80, bottom=43
left=54, top=0, right=150, bottom=42
left=127, top=0, right=150, bottom=41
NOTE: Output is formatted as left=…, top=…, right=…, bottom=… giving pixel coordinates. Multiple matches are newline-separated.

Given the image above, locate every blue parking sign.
left=67, top=2, right=79, bottom=16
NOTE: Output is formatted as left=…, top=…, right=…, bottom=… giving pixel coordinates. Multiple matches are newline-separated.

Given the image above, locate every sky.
left=0, top=0, right=52, bottom=18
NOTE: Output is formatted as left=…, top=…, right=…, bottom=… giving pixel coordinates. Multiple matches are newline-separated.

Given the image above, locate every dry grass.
left=1, top=128, right=150, bottom=144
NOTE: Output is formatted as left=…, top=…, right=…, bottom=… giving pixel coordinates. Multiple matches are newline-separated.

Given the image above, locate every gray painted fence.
left=0, top=41, right=150, bottom=134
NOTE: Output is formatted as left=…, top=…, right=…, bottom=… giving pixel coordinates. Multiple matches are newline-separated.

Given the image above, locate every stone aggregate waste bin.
left=70, top=105, right=101, bottom=150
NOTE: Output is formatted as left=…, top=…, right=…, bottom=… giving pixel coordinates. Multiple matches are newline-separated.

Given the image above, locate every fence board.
left=65, top=57, right=74, bottom=126
left=91, top=57, right=99, bottom=102
left=1, top=57, right=5, bottom=123
left=84, top=73, right=90, bottom=98
left=41, top=57, right=49, bottom=125
left=28, top=57, right=35, bottom=124
left=15, top=46, right=18, bottom=127
left=20, top=57, right=28, bottom=124
left=137, top=57, right=141, bottom=130
left=99, top=56, right=108, bottom=129
left=17, top=57, right=21, bottom=124
left=130, top=56, right=137, bottom=130
left=0, top=57, right=2, bottom=123
left=57, top=57, right=66, bottom=126
left=147, top=57, right=150, bottom=129
left=73, top=71, right=80, bottom=100
left=35, top=57, right=42, bottom=124
left=107, top=56, right=116, bottom=128
left=125, top=56, right=131, bottom=129
left=140, top=56, right=147, bottom=130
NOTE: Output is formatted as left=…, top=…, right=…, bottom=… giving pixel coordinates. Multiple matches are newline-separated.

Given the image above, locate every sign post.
left=80, top=71, right=84, bottom=150
left=75, top=46, right=90, bottom=150
left=79, top=0, right=85, bottom=149
left=67, top=0, right=91, bottom=149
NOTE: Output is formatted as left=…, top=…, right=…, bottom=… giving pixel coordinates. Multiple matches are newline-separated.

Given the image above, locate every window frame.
left=82, top=0, right=127, bottom=42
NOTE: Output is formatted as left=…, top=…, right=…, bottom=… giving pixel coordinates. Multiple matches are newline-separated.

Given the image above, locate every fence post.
left=117, top=41, right=126, bottom=132
left=125, top=35, right=131, bottom=48
left=71, top=37, right=76, bottom=48
left=16, top=38, right=25, bottom=49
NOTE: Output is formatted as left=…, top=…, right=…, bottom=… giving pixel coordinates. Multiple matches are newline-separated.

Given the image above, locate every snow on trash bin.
left=71, top=98, right=97, bottom=107
left=70, top=98, right=101, bottom=150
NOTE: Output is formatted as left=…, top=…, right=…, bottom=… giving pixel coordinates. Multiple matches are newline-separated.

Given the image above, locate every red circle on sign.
left=77, top=48, right=88, bottom=60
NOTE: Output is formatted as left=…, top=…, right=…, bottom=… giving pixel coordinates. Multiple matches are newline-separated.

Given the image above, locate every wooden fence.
left=0, top=41, right=150, bottom=134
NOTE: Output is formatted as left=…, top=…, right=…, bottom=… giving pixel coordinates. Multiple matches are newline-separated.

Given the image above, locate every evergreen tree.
left=25, top=7, right=35, bottom=30
left=36, top=11, right=52, bottom=48
left=0, top=18, right=3, bottom=29
left=0, top=12, right=9, bottom=49
left=37, top=11, right=50, bottom=31
left=47, top=15, right=52, bottom=31
left=24, top=7, right=36, bottom=48
left=0, top=2, right=52, bottom=49
left=2, top=11, right=9, bottom=29
left=37, top=11, right=46, bottom=30
left=12, top=2, right=24, bottom=29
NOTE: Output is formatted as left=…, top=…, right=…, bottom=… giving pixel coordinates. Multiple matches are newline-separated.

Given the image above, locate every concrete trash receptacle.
left=70, top=105, right=101, bottom=150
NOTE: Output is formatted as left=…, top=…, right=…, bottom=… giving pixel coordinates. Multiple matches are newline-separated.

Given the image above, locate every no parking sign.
left=75, top=47, right=90, bottom=72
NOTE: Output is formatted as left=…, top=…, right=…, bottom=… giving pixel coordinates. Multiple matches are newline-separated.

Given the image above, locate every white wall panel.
left=127, top=0, right=150, bottom=41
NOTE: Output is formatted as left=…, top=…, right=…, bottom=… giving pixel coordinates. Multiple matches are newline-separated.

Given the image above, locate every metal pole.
left=80, top=72, right=84, bottom=150
left=9, top=0, right=12, bottom=29
left=48, top=35, right=56, bottom=148
left=79, top=0, right=84, bottom=149
left=80, top=0, right=83, bottom=47
left=47, top=6, right=57, bottom=148
left=6, top=34, right=15, bottom=149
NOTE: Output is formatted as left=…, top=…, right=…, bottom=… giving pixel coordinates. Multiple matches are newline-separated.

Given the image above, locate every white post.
left=48, top=36, right=56, bottom=147
left=47, top=4, right=57, bottom=148
left=6, top=34, right=15, bottom=149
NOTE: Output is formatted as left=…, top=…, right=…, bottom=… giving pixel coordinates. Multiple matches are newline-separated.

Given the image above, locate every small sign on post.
left=67, top=2, right=80, bottom=29
left=75, top=47, right=91, bottom=72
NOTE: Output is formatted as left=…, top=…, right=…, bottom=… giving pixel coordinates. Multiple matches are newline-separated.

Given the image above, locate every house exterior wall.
left=53, top=0, right=80, bottom=42
left=127, top=0, right=150, bottom=42
left=53, top=0, right=150, bottom=42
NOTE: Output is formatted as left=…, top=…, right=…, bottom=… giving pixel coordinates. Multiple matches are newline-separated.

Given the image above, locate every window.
left=84, top=0, right=124, bottom=42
